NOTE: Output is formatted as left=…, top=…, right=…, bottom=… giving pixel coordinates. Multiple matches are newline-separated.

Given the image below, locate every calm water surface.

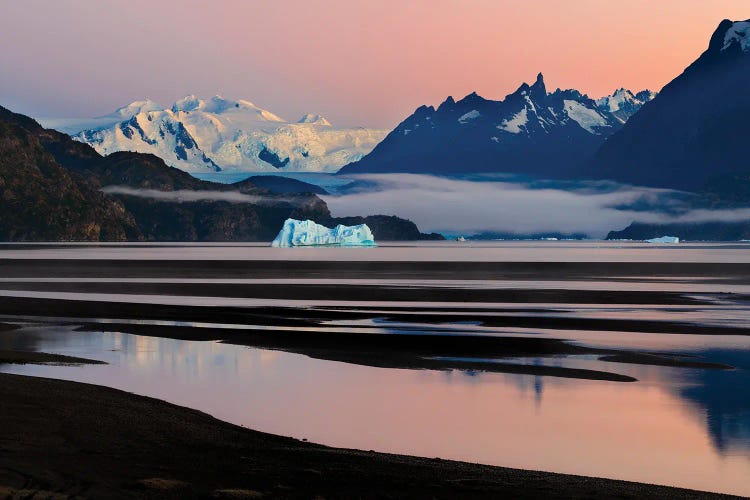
left=2, top=240, right=750, bottom=262
left=1, top=326, right=748, bottom=496
left=0, top=242, right=749, bottom=496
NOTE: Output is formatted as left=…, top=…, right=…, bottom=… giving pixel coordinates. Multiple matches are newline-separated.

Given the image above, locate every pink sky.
left=0, top=1, right=748, bottom=128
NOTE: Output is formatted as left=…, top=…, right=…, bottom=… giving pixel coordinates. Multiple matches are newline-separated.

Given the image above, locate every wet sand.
left=3, top=296, right=747, bottom=336
left=0, top=370, right=741, bottom=499
left=0, top=349, right=106, bottom=366
left=0, top=291, right=737, bottom=381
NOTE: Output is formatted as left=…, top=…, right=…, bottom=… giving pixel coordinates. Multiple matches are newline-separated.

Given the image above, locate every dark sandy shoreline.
left=0, top=369, right=742, bottom=499
left=0, top=348, right=107, bottom=366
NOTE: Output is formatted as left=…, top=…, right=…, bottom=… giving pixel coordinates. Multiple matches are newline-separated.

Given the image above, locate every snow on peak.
left=594, top=88, right=655, bottom=123
left=723, top=21, right=750, bottom=51
left=298, top=114, right=332, bottom=126
left=37, top=99, right=165, bottom=135
left=497, top=108, right=528, bottom=134
left=114, top=99, right=163, bottom=118
left=563, top=100, right=609, bottom=134
left=201, top=95, right=239, bottom=114
left=458, top=110, right=481, bottom=124
left=271, top=219, right=376, bottom=247
left=72, top=96, right=387, bottom=174
left=169, top=95, right=285, bottom=122
left=171, top=95, right=203, bottom=112
left=115, top=96, right=287, bottom=124
left=597, top=88, right=636, bottom=112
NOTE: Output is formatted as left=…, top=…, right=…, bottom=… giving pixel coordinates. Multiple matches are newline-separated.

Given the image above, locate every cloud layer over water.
left=101, top=186, right=300, bottom=205
left=322, top=174, right=750, bottom=238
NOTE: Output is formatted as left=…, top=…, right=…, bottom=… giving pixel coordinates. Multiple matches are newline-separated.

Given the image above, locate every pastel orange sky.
left=0, top=0, right=748, bottom=127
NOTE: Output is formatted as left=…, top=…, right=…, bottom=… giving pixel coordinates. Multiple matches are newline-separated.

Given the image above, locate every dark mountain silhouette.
left=0, top=107, right=140, bottom=241
left=340, top=74, right=652, bottom=177
left=590, top=19, right=750, bottom=191
left=246, top=175, right=329, bottom=195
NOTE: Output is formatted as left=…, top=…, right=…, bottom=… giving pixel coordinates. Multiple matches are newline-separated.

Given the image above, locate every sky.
left=1, top=1, right=748, bottom=128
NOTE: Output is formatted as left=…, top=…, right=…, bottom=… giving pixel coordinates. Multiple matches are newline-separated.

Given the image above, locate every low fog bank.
left=101, top=186, right=302, bottom=205
left=322, top=174, right=750, bottom=238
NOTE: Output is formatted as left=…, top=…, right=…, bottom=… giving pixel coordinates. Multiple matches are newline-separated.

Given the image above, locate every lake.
left=0, top=241, right=748, bottom=496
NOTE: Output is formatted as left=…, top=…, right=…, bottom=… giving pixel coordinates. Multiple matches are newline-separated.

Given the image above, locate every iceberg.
left=271, top=219, right=376, bottom=247
left=646, top=236, right=680, bottom=244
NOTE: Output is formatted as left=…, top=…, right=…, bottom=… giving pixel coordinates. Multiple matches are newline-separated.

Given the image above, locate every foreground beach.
left=0, top=363, right=740, bottom=499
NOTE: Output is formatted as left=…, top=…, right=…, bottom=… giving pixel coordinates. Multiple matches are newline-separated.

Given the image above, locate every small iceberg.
left=271, top=218, right=376, bottom=247
left=646, top=236, right=680, bottom=244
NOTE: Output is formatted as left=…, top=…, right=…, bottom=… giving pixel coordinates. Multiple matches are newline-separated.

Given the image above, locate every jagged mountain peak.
left=590, top=19, right=750, bottom=190
left=340, top=73, right=653, bottom=177
left=436, top=96, right=456, bottom=112
left=414, top=104, right=435, bottom=114
left=531, top=72, right=546, bottom=91
left=507, top=72, right=546, bottom=101
left=595, top=88, right=656, bottom=120
left=635, top=89, right=657, bottom=101
left=456, top=91, right=490, bottom=106
left=611, top=88, right=634, bottom=98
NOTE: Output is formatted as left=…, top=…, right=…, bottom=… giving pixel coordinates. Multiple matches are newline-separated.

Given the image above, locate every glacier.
left=271, top=219, right=376, bottom=247
left=39, top=95, right=387, bottom=174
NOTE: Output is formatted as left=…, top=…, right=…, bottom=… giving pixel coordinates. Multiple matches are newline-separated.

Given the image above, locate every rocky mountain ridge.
left=339, top=74, right=654, bottom=177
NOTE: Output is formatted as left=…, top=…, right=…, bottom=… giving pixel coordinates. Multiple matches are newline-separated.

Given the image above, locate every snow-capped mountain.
left=590, top=18, right=750, bottom=190
left=339, top=74, right=654, bottom=177
left=596, top=89, right=656, bottom=124
left=297, top=113, right=332, bottom=126
left=44, top=96, right=387, bottom=173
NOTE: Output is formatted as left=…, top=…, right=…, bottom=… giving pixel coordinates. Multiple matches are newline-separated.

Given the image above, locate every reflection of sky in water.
left=1, top=242, right=749, bottom=495
left=1, top=325, right=748, bottom=497
left=2, top=240, right=750, bottom=262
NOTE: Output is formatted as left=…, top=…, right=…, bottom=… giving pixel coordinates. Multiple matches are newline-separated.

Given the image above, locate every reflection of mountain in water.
left=678, top=349, right=750, bottom=454
left=0, top=326, right=61, bottom=352
left=496, top=350, right=750, bottom=455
